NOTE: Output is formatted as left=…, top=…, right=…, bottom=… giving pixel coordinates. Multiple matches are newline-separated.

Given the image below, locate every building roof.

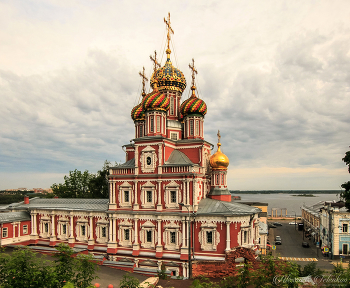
left=259, top=221, right=268, bottom=235
left=10, top=198, right=109, bottom=212
left=164, top=150, right=194, bottom=166
left=0, top=211, right=30, bottom=223
left=197, top=198, right=261, bottom=216
left=115, top=158, right=135, bottom=168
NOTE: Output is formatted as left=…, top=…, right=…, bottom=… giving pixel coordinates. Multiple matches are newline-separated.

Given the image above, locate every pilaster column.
left=157, top=180, right=162, bottom=211
left=225, top=221, right=231, bottom=252
left=68, top=212, right=75, bottom=246
left=31, top=214, right=34, bottom=235
left=88, top=214, right=94, bottom=249
left=109, top=182, right=113, bottom=204
left=107, top=214, right=118, bottom=254
left=186, top=181, right=190, bottom=206
left=182, top=219, right=186, bottom=247
left=50, top=212, right=56, bottom=246
left=17, top=223, right=20, bottom=241
left=109, top=217, right=113, bottom=243
left=156, top=217, right=163, bottom=258
left=132, top=216, right=140, bottom=256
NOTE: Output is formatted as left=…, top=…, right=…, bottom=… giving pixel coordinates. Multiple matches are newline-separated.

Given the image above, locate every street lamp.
left=179, top=203, right=192, bottom=279
left=291, top=211, right=297, bottom=230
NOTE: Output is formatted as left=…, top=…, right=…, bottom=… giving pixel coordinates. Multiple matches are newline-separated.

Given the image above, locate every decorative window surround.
left=57, top=219, right=69, bottom=240
left=163, top=221, right=182, bottom=250
left=75, top=219, right=89, bottom=242
left=23, top=225, right=28, bottom=235
left=141, top=181, right=157, bottom=209
left=164, top=180, right=181, bottom=209
left=39, top=216, right=51, bottom=238
left=140, top=146, right=158, bottom=173
left=118, top=219, right=133, bottom=247
left=118, top=181, right=133, bottom=208
left=140, top=220, right=156, bottom=249
left=198, top=222, right=220, bottom=251
left=96, top=219, right=109, bottom=244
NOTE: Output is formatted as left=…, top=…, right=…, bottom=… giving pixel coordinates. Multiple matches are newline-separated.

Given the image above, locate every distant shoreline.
left=230, top=190, right=340, bottom=194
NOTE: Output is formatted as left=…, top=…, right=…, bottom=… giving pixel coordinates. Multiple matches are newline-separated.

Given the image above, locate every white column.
left=112, top=216, right=117, bottom=242
left=157, top=181, right=162, bottom=211
left=109, top=182, right=113, bottom=204
left=51, top=213, right=55, bottom=237
left=18, top=223, right=20, bottom=241
left=183, top=180, right=187, bottom=205
left=186, top=181, right=190, bottom=206
left=88, top=215, right=94, bottom=247
left=182, top=219, right=186, bottom=248
left=134, top=218, right=139, bottom=245
left=69, top=212, right=74, bottom=243
left=31, top=214, right=34, bottom=235
left=157, top=219, right=161, bottom=245
left=112, top=182, right=115, bottom=204
left=109, top=217, right=113, bottom=243
left=226, top=221, right=231, bottom=251
left=33, top=213, right=37, bottom=235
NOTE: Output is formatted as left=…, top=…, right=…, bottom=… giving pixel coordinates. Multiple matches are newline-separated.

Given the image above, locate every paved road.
left=268, top=219, right=334, bottom=271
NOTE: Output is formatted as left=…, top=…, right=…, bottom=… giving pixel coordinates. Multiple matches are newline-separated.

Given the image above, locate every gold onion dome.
left=142, top=85, right=170, bottom=112
left=150, top=49, right=186, bottom=93
left=210, top=131, right=229, bottom=170
left=131, top=102, right=145, bottom=121
left=180, top=86, right=207, bottom=117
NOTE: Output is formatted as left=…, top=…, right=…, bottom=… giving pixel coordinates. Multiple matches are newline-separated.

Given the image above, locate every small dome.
left=210, top=141, right=229, bottom=170
left=180, top=87, right=207, bottom=117
left=131, top=103, right=145, bottom=121
left=150, top=50, right=186, bottom=93
left=142, top=90, right=170, bottom=112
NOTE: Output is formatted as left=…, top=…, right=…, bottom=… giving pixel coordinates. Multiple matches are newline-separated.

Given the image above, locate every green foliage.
left=190, top=276, right=220, bottom=288
left=0, top=245, right=98, bottom=288
left=157, top=263, right=168, bottom=280
left=341, top=150, right=350, bottom=211
left=51, top=161, right=113, bottom=199
left=119, top=273, right=141, bottom=288
left=298, top=262, right=323, bottom=277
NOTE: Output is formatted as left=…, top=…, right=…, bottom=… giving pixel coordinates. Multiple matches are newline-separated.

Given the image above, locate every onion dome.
left=142, top=89, right=170, bottom=112
left=131, top=103, right=145, bottom=121
left=210, top=131, right=229, bottom=170
left=180, top=86, right=207, bottom=117
left=150, top=49, right=186, bottom=93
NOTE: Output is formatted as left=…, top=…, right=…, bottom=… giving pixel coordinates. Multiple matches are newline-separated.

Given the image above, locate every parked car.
left=275, top=236, right=282, bottom=245
left=268, top=223, right=276, bottom=228
left=273, top=222, right=283, bottom=226
left=302, top=242, right=310, bottom=248
left=289, top=222, right=297, bottom=225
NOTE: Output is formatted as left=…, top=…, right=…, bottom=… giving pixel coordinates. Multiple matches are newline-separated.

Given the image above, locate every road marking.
left=279, top=257, right=318, bottom=262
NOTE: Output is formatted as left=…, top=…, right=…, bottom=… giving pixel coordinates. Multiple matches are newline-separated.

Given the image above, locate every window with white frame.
left=23, top=225, right=28, bottom=235
left=198, top=222, right=220, bottom=251
left=139, top=124, right=143, bottom=137
left=343, top=224, right=348, bottom=233
left=150, top=116, right=154, bottom=132
left=216, top=174, right=219, bottom=185
left=118, top=220, right=133, bottom=247
left=2, top=227, right=8, bottom=238
left=57, top=220, right=69, bottom=240
left=170, top=97, right=174, bottom=115
left=141, top=182, right=156, bottom=209
left=170, top=133, right=178, bottom=141
left=190, top=120, right=194, bottom=135
left=157, top=116, right=160, bottom=132
left=195, top=120, right=199, bottom=136
left=221, top=174, right=224, bottom=185
left=118, top=182, right=133, bottom=208
left=140, top=220, right=156, bottom=249
left=343, top=243, right=349, bottom=255
left=164, top=181, right=181, bottom=209
left=75, top=220, right=89, bottom=242
left=39, top=217, right=51, bottom=238
left=140, top=146, right=158, bottom=173
left=163, top=221, right=182, bottom=250
left=95, top=220, right=109, bottom=244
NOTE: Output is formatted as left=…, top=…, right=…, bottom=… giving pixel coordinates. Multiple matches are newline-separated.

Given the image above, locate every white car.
left=289, top=222, right=297, bottom=225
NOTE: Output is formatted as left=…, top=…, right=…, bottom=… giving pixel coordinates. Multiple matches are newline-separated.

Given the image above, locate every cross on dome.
left=217, top=130, right=221, bottom=144
left=150, top=50, right=161, bottom=73
left=139, top=66, right=148, bottom=96
left=189, top=58, right=198, bottom=89
left=164, top=12, right=174, bottom=52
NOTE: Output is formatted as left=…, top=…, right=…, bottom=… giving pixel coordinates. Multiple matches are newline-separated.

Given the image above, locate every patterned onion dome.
left=180, top=87, right=207, bottom=117
left=210, top=143, right=229, bottom=170
left=131, top=103, right=145, bottom=121
left=142, top=90, right=170, bottom=112
left=150, top=51, right=186, bottom=93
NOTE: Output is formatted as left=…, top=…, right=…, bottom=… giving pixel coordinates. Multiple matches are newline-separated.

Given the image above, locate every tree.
left=51, top=161, right=113, bottom=198
left=341, top=150, right=350, bottom=211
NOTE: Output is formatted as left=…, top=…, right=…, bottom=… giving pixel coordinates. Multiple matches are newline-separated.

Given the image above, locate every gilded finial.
left=139, top=67, right=148, bottom=97
left=188, top=58, right=198, bottom=96
left=150, top=50, right=161, bottom=73
left=164, top=12, right=174, bottom=57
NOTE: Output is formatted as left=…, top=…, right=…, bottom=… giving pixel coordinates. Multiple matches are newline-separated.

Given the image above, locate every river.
left=232, top=193, right=342, bottom=216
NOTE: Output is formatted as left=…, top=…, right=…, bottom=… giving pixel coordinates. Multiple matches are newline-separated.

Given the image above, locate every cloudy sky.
left=1, top=0, right=349, bottom=191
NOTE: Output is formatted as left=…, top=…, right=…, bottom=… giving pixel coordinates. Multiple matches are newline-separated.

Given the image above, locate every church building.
left=4, top=14, right=261, bottom=277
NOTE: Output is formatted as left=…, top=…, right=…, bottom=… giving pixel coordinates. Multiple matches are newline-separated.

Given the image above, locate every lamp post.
left=291, top=211, right=297, bottom=230
left=179, top=203, right=192, bottom=279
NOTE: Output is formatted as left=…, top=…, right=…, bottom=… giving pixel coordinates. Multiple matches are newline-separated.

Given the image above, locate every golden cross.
left=217, top=130, right=221, bottom=143
left=150, top=50, right=161, bottom=73
left=164, top=12, right=174, bottom=50
left=139, top=67, right=148, bottom=95
left=189, top=58, right=198, bottom=88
